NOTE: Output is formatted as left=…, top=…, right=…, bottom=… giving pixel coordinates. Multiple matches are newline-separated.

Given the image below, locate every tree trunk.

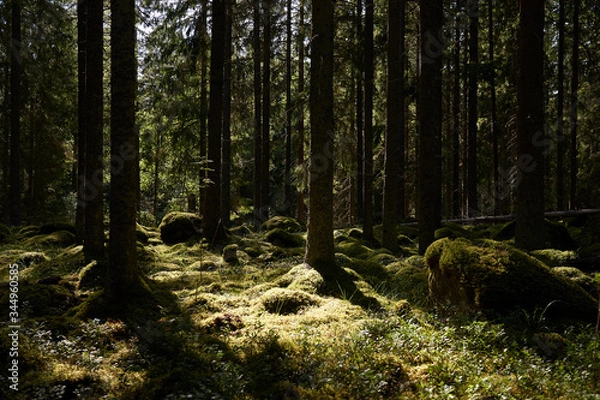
left=252, top=0, right=262, bottom=229
left=363, top=0, right=374, bottom=241
left=452, top=0, right=462, bottom=218
left=417, top=0, right=443, bottom=254
left=382, top=0, right=405, bottom=252
left=221, top=0, right=233, bottom=227
left=556, top=0, right=565, bottom=210
left=296, top=0, right=306, bottom=223
left=488, top=0, right=499, bottom=216
left=467, top=0, right=479, bottom=217
left=82, top=0, right=105, bottom=261
left=569, top=0, right=579, bottom=210
left=2, top=63, right=9, bottom=223
left=199, top=0, right=208, bottom=216
left=284, top=0, right=293, bottom=216
left=203, top=0, right=226, bottom=243
left=515, top=0, right=545, bottom=251
left=261, top=0, right=271, bottom=223
left=76, top=0, right=87, bottom=242
left=9, top=0, right=21, bottom=226
left=108, top=0, right=140, bottom=301
left=306, top=0, right=335, bottom=269
left=355, top=0, right=364, bottom=223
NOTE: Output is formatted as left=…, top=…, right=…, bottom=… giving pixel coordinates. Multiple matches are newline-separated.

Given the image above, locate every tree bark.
left=82, top=0, right=105, bottom=262
left=382, top=0, right=405, bottom=252
left=556, top=0, right=565, bottom=210
left=488, top=0, right=499, bottom=216
left=515, top=0, right=545, bottom=251
left=297, top=0, right=306, bottom=223
left=417, top=0, right=443, bottom=254
left=363, top=0, right=374, bottom=241
left=108, top=0, right=140, bottom=301
left=9, top=0, right=21, bottom=226
left=284, top=0, right=293, bottom=216
left=569, top=0, right=580, bottom=210
left=221, top=0, right=233, bottom=227
left=252, top=0, right=262, bottom=229
left=452, top=0, right=462, bottom=218
left=355, top=0, right=364, bottom=224
left=203, top=0, right=226, bottom=243
left=261, top=0, right=271, bottom=223
left=306, top=0, right=335, bottom=269
left=199, top=0, right=208, bottom=216
left=467, top=0, right=479, bottom=216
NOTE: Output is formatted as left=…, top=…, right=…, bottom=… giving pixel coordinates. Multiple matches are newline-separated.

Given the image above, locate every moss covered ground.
left=0, top=218, right=598, bottom=399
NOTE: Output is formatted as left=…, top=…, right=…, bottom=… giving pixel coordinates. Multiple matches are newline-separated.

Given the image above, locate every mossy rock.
left=78, top=260, right=108, bottom=290
left=580, top=242, right=600, bottom=258
left=493, top=219, right=576, bottom=250
left=335, top=240, right=374, bottom=259
left=264, top=228, right=305, bottom=248
left=222, top=244, right=239, bottom=264
left=0, top=283, right=78, bottom=317
left=425, top=238, right=597, bottom=321
left=279, top=264, right=324, bottom=294
left=387, top=262, right=429, bottom=304
left=159, top=212, right=202, bottom=245
left=260, top=288, right=320, bottom=314
left=530, top=249, right=577, bottom=267
left=405, top=255, right=426, bottom=269
left=397, top=225, right=419, bottom=239
left=40, top=222, right=76, bottom=235
left=397, top=234, right=415, bottom=247
left=347, top=259, right=390, bottom=285
left=17, top=225, right=41, bottom=239
left=16, top=251, right=49, bottom=267
left=348, top=228, right=363, bottom=239
left=25, top=230, right=76, bottom=247
left=260, top=216, right=305, bottom=233
left=553, top=267, right=597, bottom=297
left=229, top=225, right=253, bottom=236
left=435, top=223, right=473, bottom=240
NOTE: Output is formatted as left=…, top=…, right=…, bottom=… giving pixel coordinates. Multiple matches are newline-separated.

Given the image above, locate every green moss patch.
left=0, top=283, right=78, bottom=317
left=25, top=230, right=76, bottom=247
left=260, top=216, right=305, bottom=233
left=260, top=288, right=321, bottom=314
left=264, top=228, right=305, bottom=248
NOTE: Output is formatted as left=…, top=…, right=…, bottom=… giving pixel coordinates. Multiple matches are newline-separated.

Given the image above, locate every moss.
left=260, top=215, right=304, bottom=233
left=531, top=249, right=577, bottom=267
left=16, top=251, right=49, bottom=267
left=136, top=223, right=150, bottom=244
left=0, top=283, right=78, bottom=317
left=387, top=262, right=429, bottom=304
left=260, top=288, right=320, bottom=314
left=348, top=228, right=363, bottom=239
left=553, top=267, right=597, bottom=297
left=367, top=252, right=397, bottom=265
left=78, top=260, right=108, bottom=290
left=0, top=223, right=12, bottom=243
left=276, top=264, right=324, bottom=294
left=493, top=219, right=576, bottom=250
left=229, top=224, right=253, bottom=236
left=264, top=228, right=305, bottom=248
left=17, top=225, right=41, bottom=239
left=397, top=225, right=419, bottom=239
left=335, top=240, right=374, bottom=259
left=0, top=326, right=47, bottom=376
left=405, top=255, right=426, bottom=269
left=222, top=244, right=239, bottom=264
left=25, top=230, right=76, bottom=247
left=346, top=259, right=390, bottom=285
left=435, top=223, right=473, bottom=240
left=159, top=212, right=203, bottom=244
left=425, top=238, right=597, bottom=321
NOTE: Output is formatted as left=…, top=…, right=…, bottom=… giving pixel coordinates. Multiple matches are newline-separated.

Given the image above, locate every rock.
left=222, top=244, right=239, bottom=264
left=159, top=212, right=202, bottom=244
left=260, top=216, right=304, bottom=233
left=553, top=267, right=597, bottom=297
left=425, top=238, right=597, bottom=321
left=265, top=228, right=305, bottom=248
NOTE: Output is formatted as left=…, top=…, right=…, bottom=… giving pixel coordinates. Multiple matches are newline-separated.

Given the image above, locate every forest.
left=0, top=0, right=600, bottom=398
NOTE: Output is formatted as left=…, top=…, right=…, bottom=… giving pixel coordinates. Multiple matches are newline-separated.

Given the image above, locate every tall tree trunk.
left=9, top=0, right=21, bottom=226
left=382, top=0, right=405, bottom=252
left=417, top=0, right=443, bottom=254
left=76, top=0, right=87, bottom=241
left=203, top=0, right=226, bottom=242
left=363, top=0, right=374, bottom=240
left=221, top=0, right=233, bottom=227
left=252, top=0, right=262, bottom=229
left=515, top=0, right=545, bottom=251
left=199, top=0, right=208, bottom=216
left=355, top=0, right=364, bottom=224
left=284, top=0, right=293, bottom=216
left=488, top=0, right=499, bottom=216
left=2, top=63, right=9, bottom=223
left=261, top=0, right=271, bottom=223
left=83, top=0, right=105, bottom=261
left=452, top=0, right=462, bottom=218
left=569, top=0, right=579, bottom=210
left=297, top=0, right=306, bottom=223
left=467, top=0, right=479, bottom=216
left=556, top=0, right=565, bottom=210
left=306, top=0, right=335, bottom=269
left=108, top=0, right=140, bottom=301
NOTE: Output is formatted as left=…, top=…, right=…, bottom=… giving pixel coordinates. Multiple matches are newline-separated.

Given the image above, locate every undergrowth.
left=0, top=223, right=598, bottom=399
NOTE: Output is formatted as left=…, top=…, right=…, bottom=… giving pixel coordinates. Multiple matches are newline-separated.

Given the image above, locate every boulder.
left=158, top=212, right=202, bottom=244
left=425, top=238, right=597, bottom=321
left=260, top=216, right=304, bottom=233
left=264, top=228, right=305, bottom=248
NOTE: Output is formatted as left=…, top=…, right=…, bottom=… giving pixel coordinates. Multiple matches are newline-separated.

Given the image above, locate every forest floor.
left=0, top=218, right=599, bottom=399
